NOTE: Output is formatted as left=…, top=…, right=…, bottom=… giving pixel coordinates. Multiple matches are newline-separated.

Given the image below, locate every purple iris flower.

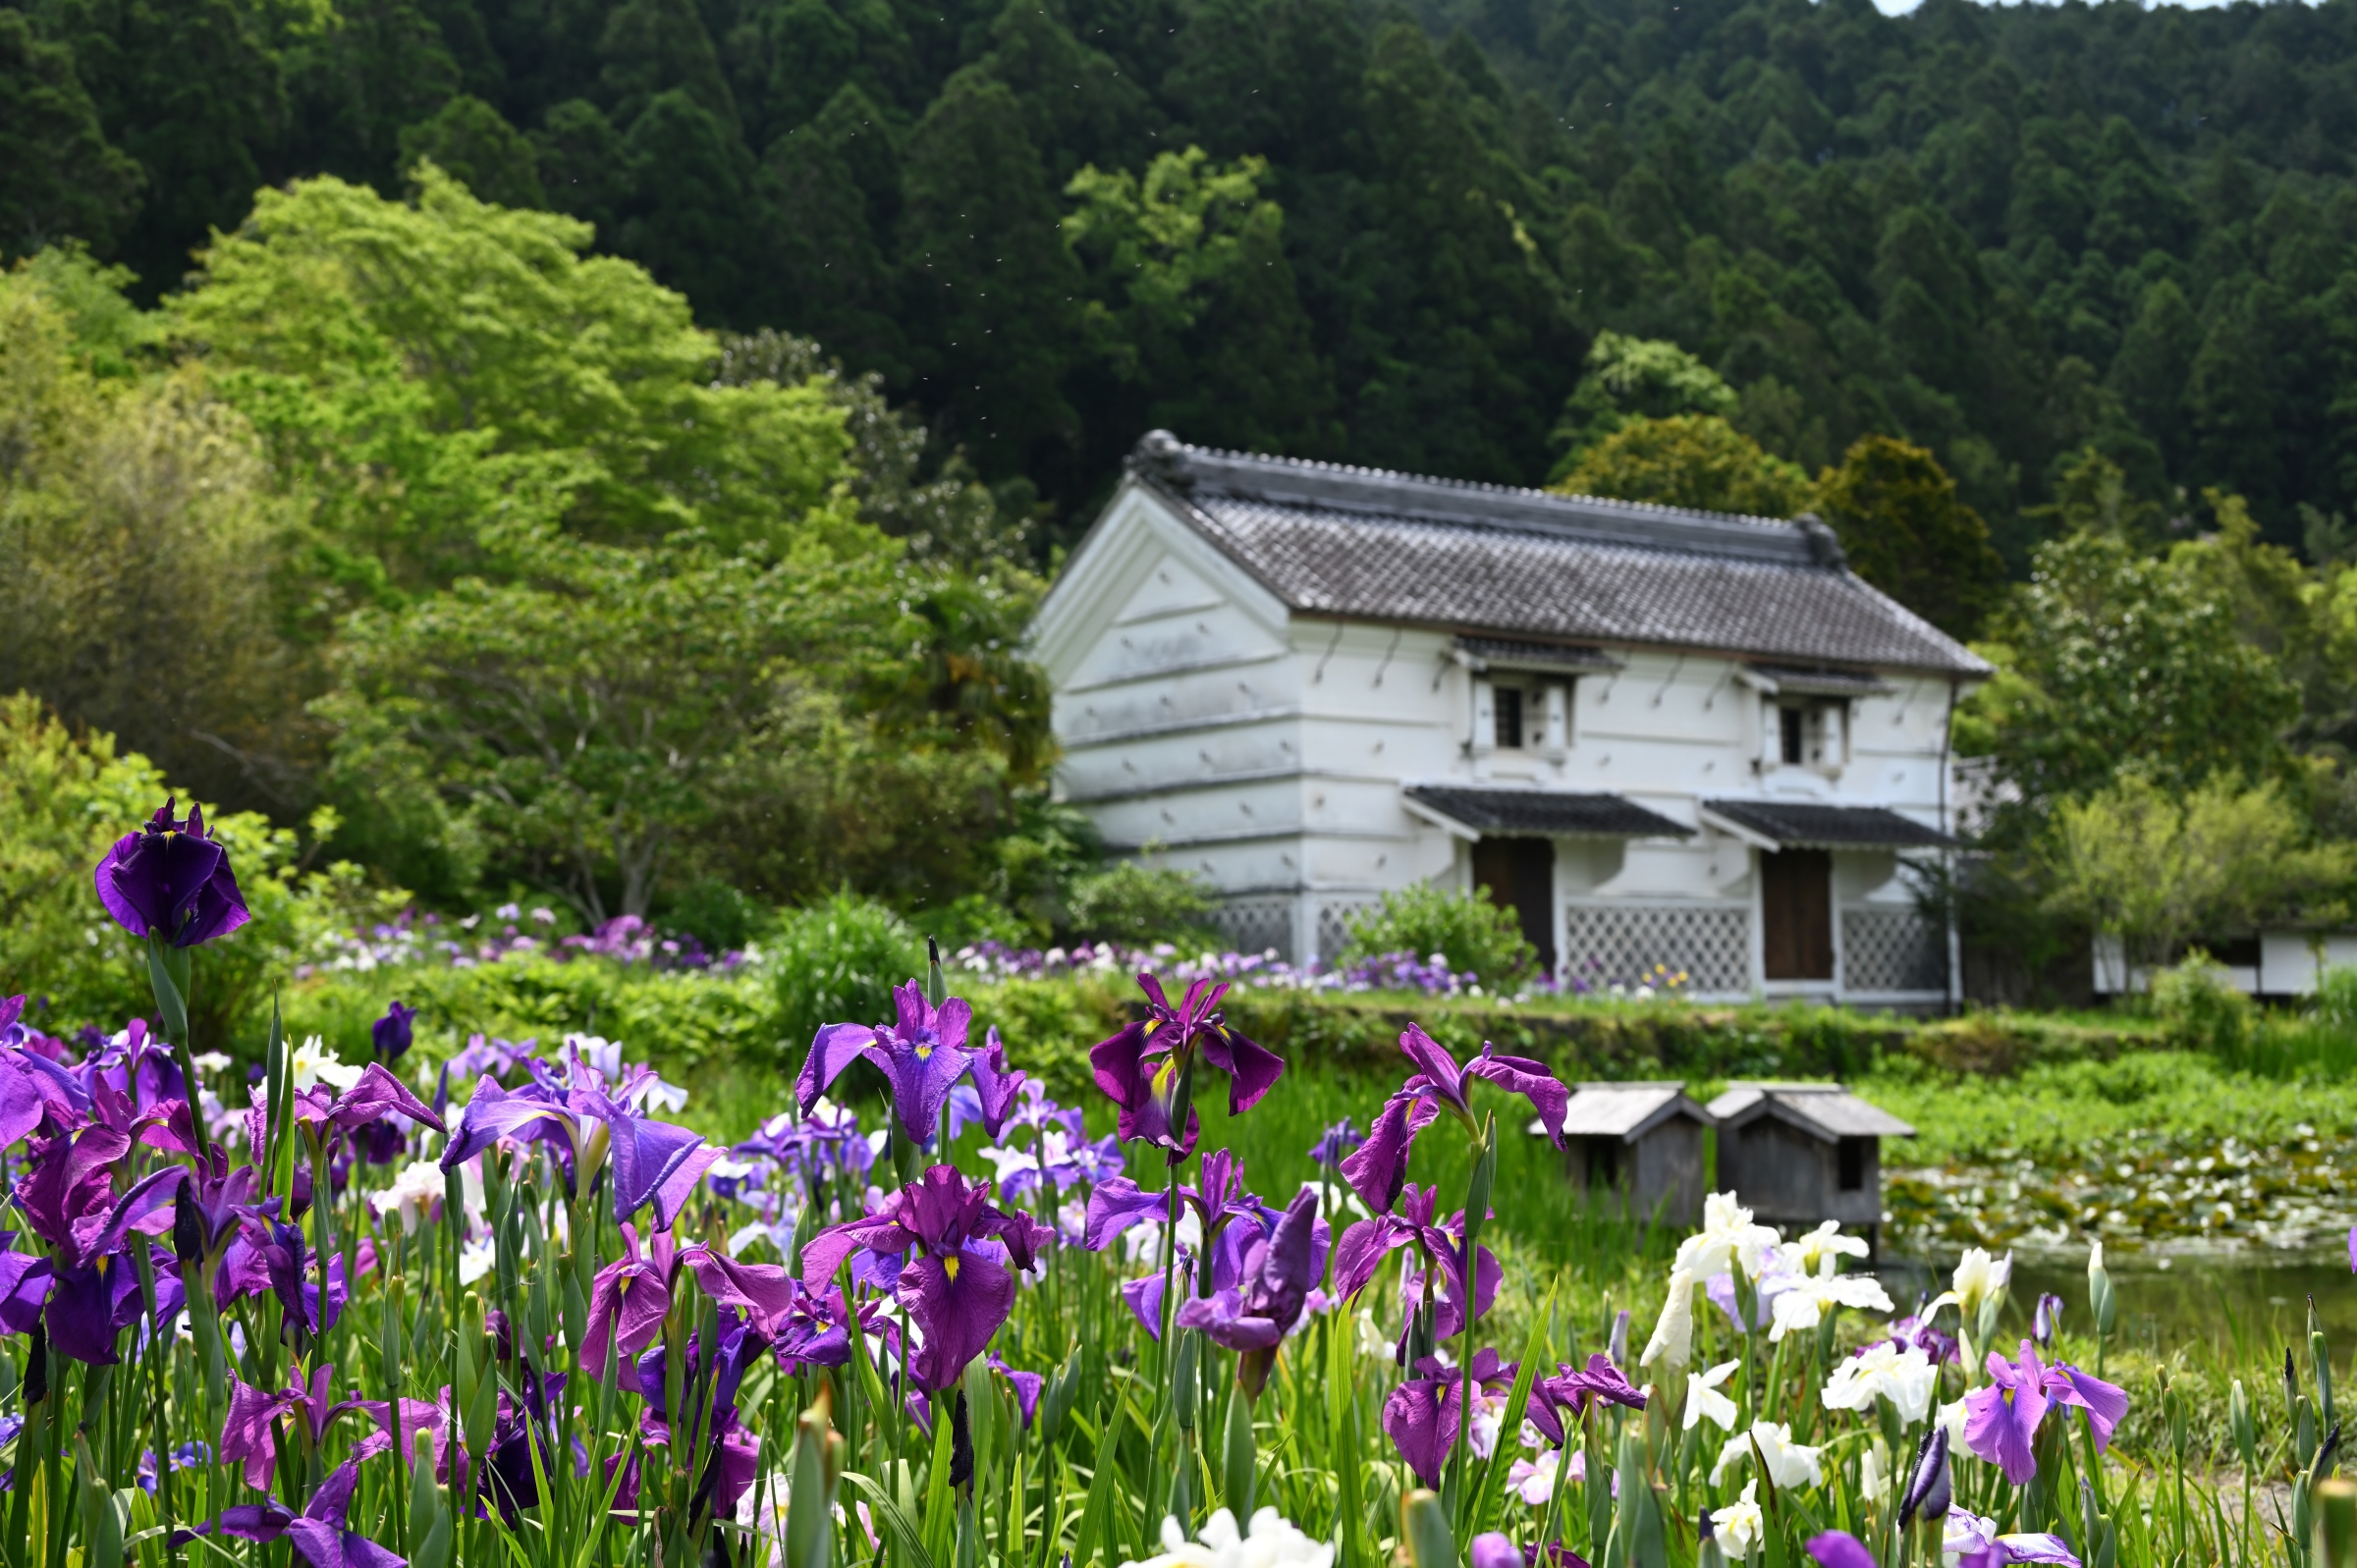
left=1805, top=1534, right=1878, bottom=1568
left=1945, top=1513, right=2084, bottom=1567
left=220, top=1365, right=385, bottom=1490
left=295, top=1062, right=447, bottom=1138
left=1900, top=1425, right=1952, bottom=1528
left=93, top=799, right=250, bottom=947
left=963, top=1026, right=1026, bottom=1140
left=442, top=1070, right=716, bottom=1229
left=262, top=1222, right=349, bottom=1339
left=1382, top=1347, right=1516, bottom=1487
left=2032, top=1292, right=2064, bottom=1347
left=1524, top=1354, right=1647, bottom=1446
left=1341, top=1026, right=1567, bottom=1213
left=1177, top=1185, right=1323, bottom=1392
left=1089, top=974, right=1284, bottom=1162
left=182, top=1456, right=404, bottom=1568
left=1963, top=1340, right=2128, bottom=1484
left=986, top=1351, right=1046, bottom=1428
left=82, top=1018, right=185, bottom=1110
left=1086, top=1150, right=1322, bottom=1336
left=1470, top=1536, right=1522, bottom=1568
left=372, top=1001, right=415, bottom=1060
left=1308, top=1117, right=1363, bottom=1167
left=798, top=1164, right=1052, bottom=1393
left=1331, top=1182, right=1501, bottom=1345
left=799, top=982, right=975, bottom=1144
left=577, top=1222, right=799, bottom=1377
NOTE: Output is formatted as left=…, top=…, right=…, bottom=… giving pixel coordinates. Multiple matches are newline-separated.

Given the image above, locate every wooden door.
left=1471, top=836, right=1556, bottom=976
left=1761, top=847, right=1833, bottom=980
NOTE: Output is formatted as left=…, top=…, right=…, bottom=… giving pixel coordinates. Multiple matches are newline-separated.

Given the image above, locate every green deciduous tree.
left=1065, top=145, right=1336, bottom=460
left=1959, top=524, right=2300, bottom=814
left=1555, top=412, right=1814, bottom=518
left=2041, top=771, right=2352, bottom=971
left=1816, top=435, right=2006, bottom=639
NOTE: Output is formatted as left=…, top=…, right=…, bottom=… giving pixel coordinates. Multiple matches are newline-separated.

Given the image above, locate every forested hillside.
left=8, top=0, right=2357, bottom=557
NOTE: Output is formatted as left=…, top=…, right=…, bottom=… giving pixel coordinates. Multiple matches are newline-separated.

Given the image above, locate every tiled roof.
left=1403, top=786, right=1693, bottom=838
left=1125, top=431, right=1989, bottom=676
left=1707, top=1083, right=1916, bottom=1139
left=1700, top=799, right=1955, bottom=848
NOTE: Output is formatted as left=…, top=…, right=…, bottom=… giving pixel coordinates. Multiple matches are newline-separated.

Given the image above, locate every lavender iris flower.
left=93, top=799, right=250, bottom=947
left=799, top=982, right=976, bottom=1144
left=1382, top=1347, right=1516, bottom=1486
left=1945, top=1512, right=2085, bottom=1567
left=372, top=1001, right=415, bottom=1061
left=798, top=1164, right=1053, bottom=1393
left=1089, top=975, right=1284, bottom=1162
left=1963, top=1340, right=2128, bottom=1484
left=1341, top=1026, right=1568, bottom=1213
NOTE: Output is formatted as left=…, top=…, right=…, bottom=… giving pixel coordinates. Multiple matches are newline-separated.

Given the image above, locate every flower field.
left=2, top=799, right=2353, bottom=1568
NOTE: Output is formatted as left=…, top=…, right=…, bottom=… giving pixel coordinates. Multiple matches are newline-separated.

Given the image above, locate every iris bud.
left=2233, top=1379, right=2258, bottom=1470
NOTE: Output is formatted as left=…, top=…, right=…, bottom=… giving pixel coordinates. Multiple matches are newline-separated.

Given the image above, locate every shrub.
left=666, top=878, right=763, bottom=954
left=771, top=892, right=925, bottom=1051
left=2149, top=950, right=2256, bottom=1056
left=1062, top=861, right=1223, bottom=949
left=0, top=692, right=376, bottom=1048
left=1340, top=883, right=1537, bottom=983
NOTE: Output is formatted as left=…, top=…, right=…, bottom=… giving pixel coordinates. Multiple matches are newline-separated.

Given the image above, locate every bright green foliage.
left=1066, top=147, right=1336, bottom=460
left=1547, top=332, right=1736, bottom=479
left=2039, top=772, right=2353, bottom=970
left=173, top=165, right=856, bottom=578
left=316, top=521, right=904, bottom=920
left=1062, top=861, right=1223, bottom=950
left=1816, top=434, right=2007, bottom=639
left=0, top=260, right=303, bottom=807
left=769, top=890, right=925, bottom=1051
left=1555, top=413, right=1814, bottom=518
left=0, top=692, right=374, bottom=1047
left=1341, top=882, right=1538, bottom=982
left=1962, top=527, right=2302, bottom=812
left=2149, top=954, right=2260, bottom=1057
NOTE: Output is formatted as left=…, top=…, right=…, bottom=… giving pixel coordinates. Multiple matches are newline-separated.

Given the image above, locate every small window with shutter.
left=1494, top=687, right=1524, bottom=749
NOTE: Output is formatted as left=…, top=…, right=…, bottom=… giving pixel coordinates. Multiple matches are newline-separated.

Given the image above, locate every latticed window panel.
left=1562, top=902, right=1751, bottom=993
left=1214, top=896, right=1295, bottom=961
left=1316, top=900, right=1380, bottom=962
left=1840, top=905, right=1946, bottom=993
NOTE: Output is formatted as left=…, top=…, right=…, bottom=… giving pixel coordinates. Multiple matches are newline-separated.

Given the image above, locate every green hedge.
left=283, top=958, right=2165, bottom=1104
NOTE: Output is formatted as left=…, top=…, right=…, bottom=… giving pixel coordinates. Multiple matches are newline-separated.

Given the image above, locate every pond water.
left=1879, top=1244, right=2357, bottom=1351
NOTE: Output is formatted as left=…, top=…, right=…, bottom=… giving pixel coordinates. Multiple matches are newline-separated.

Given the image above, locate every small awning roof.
left=1404, top=786, right=1693, bottom=840
left=1706, top=1083, right=1915, bottom=1140
left=1742, top=664, right=1897, bottom=698
left=1699, top=799, right=1954, bottom=849
left=1559, top=1082, right=1712, bottom=1142
left=1455, top=636, right=1624, bottom=674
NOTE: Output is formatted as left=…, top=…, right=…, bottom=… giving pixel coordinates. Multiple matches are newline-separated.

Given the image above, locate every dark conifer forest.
left=8, top=0, right=2357, bottom=558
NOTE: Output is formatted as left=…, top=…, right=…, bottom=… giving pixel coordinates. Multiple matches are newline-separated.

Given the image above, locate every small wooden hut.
left=1705, top=1082, right=1914, bottom=1246
left=1557, top=1082, right=1713, bottom=1227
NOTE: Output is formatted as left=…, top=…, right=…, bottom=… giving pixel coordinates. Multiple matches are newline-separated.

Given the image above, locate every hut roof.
left=1559, top=1082, right=1712, bottom=1143
left=1704, top=1083, right=1915, bottom=1141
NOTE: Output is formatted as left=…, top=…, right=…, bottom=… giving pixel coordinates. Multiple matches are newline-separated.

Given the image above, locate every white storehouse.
left=1029, top=432, right=1992, bottom=1006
